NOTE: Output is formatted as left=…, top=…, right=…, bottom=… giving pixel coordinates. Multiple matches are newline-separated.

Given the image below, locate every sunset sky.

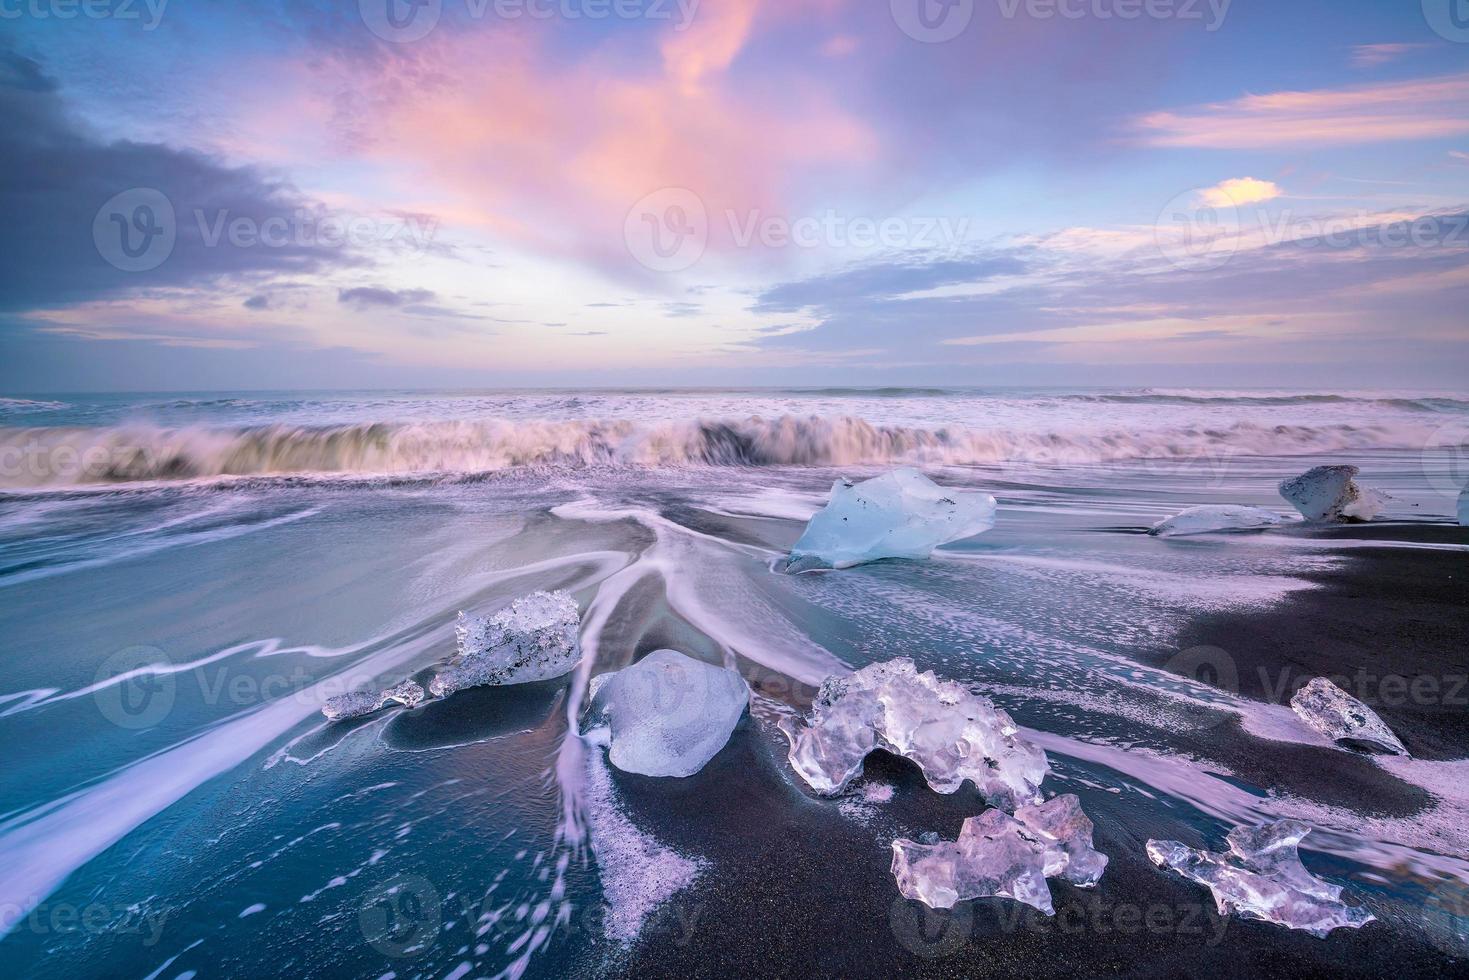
left=2, top=0, right=1467, bottom=390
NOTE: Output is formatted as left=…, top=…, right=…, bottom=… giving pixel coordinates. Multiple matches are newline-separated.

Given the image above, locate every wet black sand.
left=606, top=522, right=1469, bottom=979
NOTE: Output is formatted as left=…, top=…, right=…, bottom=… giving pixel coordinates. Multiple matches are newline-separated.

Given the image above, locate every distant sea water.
left=0, top=388, right=1466, bottom=977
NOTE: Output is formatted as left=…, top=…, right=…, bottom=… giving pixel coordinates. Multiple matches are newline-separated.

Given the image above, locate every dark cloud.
left=243, top=294, right=271, bottom=310
left=0, top=49, right=364, bottom=315
left=338, top=286, right=436, bottom=309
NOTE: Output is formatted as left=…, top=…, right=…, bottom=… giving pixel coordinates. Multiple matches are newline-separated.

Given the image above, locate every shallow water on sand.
left=1, top=391, right=1467, bottom=977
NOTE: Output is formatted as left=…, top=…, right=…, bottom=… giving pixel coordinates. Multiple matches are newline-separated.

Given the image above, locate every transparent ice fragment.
left=1290, top=677, right=1407, bottom=756
left=1459, top=486, right=1468, bottom=526
left=429, top=590, right=581, bottom=697
left=891, top=795, right=1107, bottom=912
left=321, top=679, right=425, bottom=722
left=783, top=659, right=1048, bottom=810
left=786, top=468, right=997, bottom=570
left=1147, top=820, right=1375, bottom=938
left=582, top=650, right=749, bottom=778
left=1150, top=505, right=1285, bottom=537
left=1279, top=465, right=1387, bottom=523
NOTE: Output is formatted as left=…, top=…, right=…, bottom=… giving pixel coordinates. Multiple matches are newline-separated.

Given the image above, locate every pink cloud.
left=281, top=4, right=875, bottom=273
left=1350, top=43, right=1431, bottom=69
left=1134, top=74, right=1469, bottom=148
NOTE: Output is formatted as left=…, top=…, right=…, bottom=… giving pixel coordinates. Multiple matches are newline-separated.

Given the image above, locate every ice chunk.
left=429, top=591, right=581, bottom=697
left=1290, top=677, right=1407, bottom=756
left=1014, top=794, right=1109, bottom=888
left=1149, top=505, right=1285, bottom=537
left=786, top=468, right=997, bottom=570
left=783, top=659, right=1048, bottom=810
left=582, top=650, right=749, bottom=778
left=1147, top=820, right=1375, bottom=938
left=1460, top=486, right=1469, bottom=526
left=1278, top=465, right=1387, bottom=523
left=891, top=795, right=1107, bottom=912
left=321, top=679, right=426, bottom=722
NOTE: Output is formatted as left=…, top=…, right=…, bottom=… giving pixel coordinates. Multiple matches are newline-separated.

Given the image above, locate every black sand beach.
left=606, top=521, right=1469, bottom=979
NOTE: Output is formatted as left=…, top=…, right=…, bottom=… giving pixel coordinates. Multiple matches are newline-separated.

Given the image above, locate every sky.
left=1, top=0, right=1467, bottom=391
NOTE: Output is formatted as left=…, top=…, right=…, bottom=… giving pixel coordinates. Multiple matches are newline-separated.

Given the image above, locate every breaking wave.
left=0, top=415, right=1446, bottom=490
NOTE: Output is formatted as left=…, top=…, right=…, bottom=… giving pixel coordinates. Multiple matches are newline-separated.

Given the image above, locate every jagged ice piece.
left=1147, top=820, right=1375, bottom=938
left=429, top=590, right=581, bottom=697
left=1291, top=677, right=1407, bottom=756
left=1279, top=465, right=1387, bottom=523
left=891, top=795, right=1107, bottom=912
left=321, top=679, right=426, bottom=722
left=787, top=468, right=997, bottom=570
left=784, top=659, right=1048, bottom=810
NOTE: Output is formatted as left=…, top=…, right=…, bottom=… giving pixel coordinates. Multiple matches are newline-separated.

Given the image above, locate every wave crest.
left=0, top=415, right=1441, bottom=489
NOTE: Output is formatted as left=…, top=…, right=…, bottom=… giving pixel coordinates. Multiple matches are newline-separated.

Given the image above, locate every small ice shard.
left=783, top=659, right=1048, bottom=810
left=429, top=591, right=581, bottom=697
left=582, top=650, right=749, bottom=778
left=1147, top=820, right=1375, bottom=938
left=1460, top=486, right=1469, bottom=526
left=1149, top=505, right=1285, bottom=537
left=1013, top=794, right=1110, bottom=888
left=1290, top=677, right=1407, bottom=756
left=785, top=468, right=997, bottom=571
left=891, top=795, right=1107, bottom=912
left=1278, top=465, right=1388, bottom=523
left=321, top=679, right=426, bottom=722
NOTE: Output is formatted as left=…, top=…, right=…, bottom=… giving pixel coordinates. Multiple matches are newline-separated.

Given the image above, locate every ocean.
left=0, top=388, right=1466, bottom=977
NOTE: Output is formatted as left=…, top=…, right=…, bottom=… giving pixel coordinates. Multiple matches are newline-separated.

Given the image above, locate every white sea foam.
left=0, top=412, right=1449, bottom=488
